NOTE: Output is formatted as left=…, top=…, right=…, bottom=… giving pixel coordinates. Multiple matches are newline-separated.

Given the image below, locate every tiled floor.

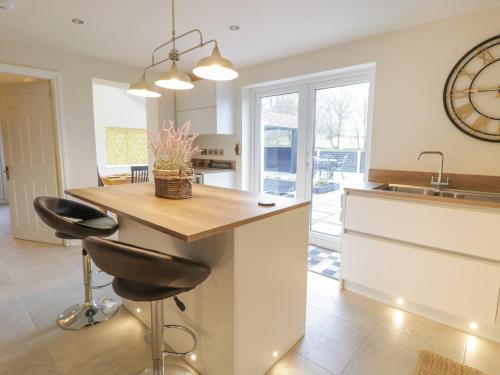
left=1, top=206, right=499, bottom=375
left=308, top=245, right=340, bottom=279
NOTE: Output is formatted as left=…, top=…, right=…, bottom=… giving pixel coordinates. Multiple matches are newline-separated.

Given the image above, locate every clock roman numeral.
left=457, top=69, right=475, bottom=79
left=450, top=89, right=469, bottom=98
left=478, top=48, right=494, bottom=65
left=455, top=103, right=474, bottom=119
left=471, top=115, right=489, bottom=130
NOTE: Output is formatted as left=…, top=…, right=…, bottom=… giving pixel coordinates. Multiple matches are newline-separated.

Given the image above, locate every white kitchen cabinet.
left=341, top=233, right=500, bottom=326
left=177, top=107, right=216, bottom=135
left=176, top=80, right=234, bottom=134
left=202, top=171, right=236, bottom=189
left=340, top=190, right=500, bottom=341
left=344, top=194, right=500, bottom=261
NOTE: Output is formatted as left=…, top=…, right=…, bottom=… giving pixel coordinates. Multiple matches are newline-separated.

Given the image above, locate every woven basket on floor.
left=414, top=350, right=488, bottom=375
left=153, top=169, right=193, bottom=199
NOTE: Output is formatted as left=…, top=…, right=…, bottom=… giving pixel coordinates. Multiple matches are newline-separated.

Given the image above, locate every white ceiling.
left=0, top=0, right=499, bottom=72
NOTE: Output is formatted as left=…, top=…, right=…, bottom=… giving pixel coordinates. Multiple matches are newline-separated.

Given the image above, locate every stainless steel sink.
left=375, top=184, right=434, bottom=195
left=375, top=184, right=500, bottom=204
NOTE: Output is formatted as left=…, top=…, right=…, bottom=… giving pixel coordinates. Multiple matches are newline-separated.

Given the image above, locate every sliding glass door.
left=254, top=70, right=374, bottom=250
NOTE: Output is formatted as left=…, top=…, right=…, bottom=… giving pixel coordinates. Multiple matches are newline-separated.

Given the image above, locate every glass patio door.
left=254, top=68, right=374, bottom=251
left=256, top=87, right=307, bottom=200
left=307, top=78, right=372, bottom=249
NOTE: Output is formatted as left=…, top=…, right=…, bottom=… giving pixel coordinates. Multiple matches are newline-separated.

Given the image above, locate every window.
left=105, top=127, right=148, bottom=166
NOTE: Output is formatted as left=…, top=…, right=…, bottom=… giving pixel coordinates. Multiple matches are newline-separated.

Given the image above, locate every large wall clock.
left=443, top=35, right=500, bottom=142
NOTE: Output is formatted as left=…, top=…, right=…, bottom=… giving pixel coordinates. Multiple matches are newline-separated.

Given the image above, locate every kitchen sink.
left=375, top=184, right=500, bottom=204
left=375, top=184, right=435, bottom=195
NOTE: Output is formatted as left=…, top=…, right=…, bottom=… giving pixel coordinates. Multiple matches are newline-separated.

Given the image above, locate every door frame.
left=306, top=71, right=376, bottom=249
left=250, top=64, right=376, bottom=250
left=253, top=84, right=309, bottom=200
left=0, top=63, right=67, bottom=243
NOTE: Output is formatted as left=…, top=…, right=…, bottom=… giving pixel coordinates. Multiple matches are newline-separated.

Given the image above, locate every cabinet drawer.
left=344, top=194, right=500, bottom=261
left=176, top=107, right=216, bottom=134
left=341, top=233, right=500, bottom=326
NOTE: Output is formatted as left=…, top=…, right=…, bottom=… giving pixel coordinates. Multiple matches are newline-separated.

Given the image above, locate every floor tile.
left=463, top=334, right=500, bottom=375
left=40, top=308, right=151, bottom=375
left=266, top=350, right=332, bottom=375
left=309, top=287, right=386, bottom=331
left=371, top=307, right=467, bottom=363
left=296, top=313, right=369, bottom=374
left=342, top=333, right=419, bottom=375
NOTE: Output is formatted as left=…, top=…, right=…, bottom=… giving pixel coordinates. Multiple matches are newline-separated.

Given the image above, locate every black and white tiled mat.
left=308, top=245, right=340, bottom=280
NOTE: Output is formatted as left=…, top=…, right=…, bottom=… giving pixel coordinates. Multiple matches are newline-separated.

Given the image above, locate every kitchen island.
left=66, top=183, right=310, bottom=375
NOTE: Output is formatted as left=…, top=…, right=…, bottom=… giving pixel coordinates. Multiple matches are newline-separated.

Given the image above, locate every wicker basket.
left=153, top=169, right=193, bottom=199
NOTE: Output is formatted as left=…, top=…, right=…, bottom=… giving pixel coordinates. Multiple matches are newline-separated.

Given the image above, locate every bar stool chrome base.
left=57, top=298, right=119, bottom=330
left=137, top=364, right=193, bottom=375
left=58, top=250, right=119, bottom=330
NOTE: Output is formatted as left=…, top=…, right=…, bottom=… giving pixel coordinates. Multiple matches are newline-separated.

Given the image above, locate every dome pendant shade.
left=155, top=62, right=194, bottom=90
left=193, top=46, right=238, bottom=81
left=127, top=72, right=162, bottom=97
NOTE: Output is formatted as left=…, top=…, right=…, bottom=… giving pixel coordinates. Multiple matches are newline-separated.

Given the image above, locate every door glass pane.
left=310, top=82, right=370, bottom=238
left=260, top=92, right=299, bottom=198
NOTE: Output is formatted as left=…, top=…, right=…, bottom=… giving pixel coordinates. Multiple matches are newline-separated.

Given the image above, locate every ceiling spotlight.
left=72, top=18, right=84, bottom=25
left=229, top=25, right=240, bottom=31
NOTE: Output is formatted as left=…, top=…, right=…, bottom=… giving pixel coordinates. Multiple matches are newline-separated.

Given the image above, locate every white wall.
left=0, top=41, right=175, bottom=191
left=236, top=6, right=500, bottom=189
left=92, top=79, right=147, bottom=176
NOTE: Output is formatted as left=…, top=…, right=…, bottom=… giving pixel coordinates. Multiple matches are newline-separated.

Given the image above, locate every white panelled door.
left=0, top=80, right=61, bottom=244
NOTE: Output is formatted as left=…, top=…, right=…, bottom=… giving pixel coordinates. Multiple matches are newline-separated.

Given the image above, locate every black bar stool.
left=33, top=197, right=120, bottom=330
left=83, top=236, right=210, bottom=375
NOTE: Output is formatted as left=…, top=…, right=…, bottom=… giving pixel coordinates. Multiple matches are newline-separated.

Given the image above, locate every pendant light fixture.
left=128, top=0, right=238, bottom=97
left=126, top=71, right=161, bottom=97
left=193, top=45, right=238, bottom=81
left=155, top=61, right=193, bottom=90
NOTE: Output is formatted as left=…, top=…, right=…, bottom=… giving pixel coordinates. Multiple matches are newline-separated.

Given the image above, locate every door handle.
left=3, top=166, right=10, bottom=181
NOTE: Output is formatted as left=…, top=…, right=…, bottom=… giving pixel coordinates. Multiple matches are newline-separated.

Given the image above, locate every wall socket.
left=200, top=148, right=224, bottom=156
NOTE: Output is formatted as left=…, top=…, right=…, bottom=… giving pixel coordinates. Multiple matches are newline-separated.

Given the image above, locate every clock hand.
left=466, top=86, right=500, bottom=93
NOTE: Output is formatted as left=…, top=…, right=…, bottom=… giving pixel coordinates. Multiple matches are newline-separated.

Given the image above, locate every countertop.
left=66, top=183, right=310, bottom=242
left=193, top=168, right=235, bottom=175
left=344, top=182, right=500, bottom=210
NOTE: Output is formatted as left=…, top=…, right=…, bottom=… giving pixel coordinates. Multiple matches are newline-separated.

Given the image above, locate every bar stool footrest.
left=143, top=324, right=197, bottom=358
left=163, top=324, right=197, bottom=358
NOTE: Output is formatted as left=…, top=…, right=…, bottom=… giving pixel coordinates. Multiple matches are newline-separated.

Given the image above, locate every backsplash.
left=200, top=148, right=224, bottom=156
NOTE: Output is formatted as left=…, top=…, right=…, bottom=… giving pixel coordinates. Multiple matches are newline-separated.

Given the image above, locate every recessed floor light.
left=469, top=322, right=479, bottom=331
left=229, top=25, right=240, bottom=31
left=72, top=18, right=84, bottom=25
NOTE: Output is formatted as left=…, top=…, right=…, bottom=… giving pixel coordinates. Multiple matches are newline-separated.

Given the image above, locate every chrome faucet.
left=417, top=151, right=449, bottom=189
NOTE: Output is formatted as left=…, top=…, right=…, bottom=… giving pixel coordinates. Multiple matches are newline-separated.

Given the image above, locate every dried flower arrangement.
left=148, top=120, right=200, bottom=173
left=148, top=120, right=200, bottom=199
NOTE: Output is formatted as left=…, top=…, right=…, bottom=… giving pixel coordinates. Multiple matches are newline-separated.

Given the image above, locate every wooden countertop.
left=66, top=183, right=310, bottom=242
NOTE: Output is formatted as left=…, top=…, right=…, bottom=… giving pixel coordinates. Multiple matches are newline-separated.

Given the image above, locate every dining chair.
left=131, top=165, right=149, bottom=183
